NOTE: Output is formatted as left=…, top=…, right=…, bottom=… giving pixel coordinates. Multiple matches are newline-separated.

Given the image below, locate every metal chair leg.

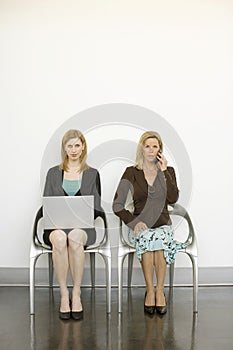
left=169, top=263, right=175, bottom=288
left=48, top=254, right=53, bottom=288
left=90, top=253, right=95, bottom=288
left=30, top=254, right=40, bottom=315
left=118, top=254, right=127, bottom=313
left=103, top=254, right=111, bottom=314
left=30, top=257, right=36, bottom=315
left=188, top=253, right=198, bottom=313
left=127, top=253, right=134, bottom=287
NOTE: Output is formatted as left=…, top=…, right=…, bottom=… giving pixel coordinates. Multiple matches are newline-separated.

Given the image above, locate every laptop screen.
left=43, top=196, right=94, bottom=229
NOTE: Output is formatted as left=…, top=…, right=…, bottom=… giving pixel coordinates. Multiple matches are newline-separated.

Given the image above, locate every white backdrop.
left=0, top=1, right=233, bottom=274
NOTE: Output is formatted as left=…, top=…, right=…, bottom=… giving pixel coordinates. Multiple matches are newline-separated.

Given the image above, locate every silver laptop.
left=43, top=196, right=94, bottom=229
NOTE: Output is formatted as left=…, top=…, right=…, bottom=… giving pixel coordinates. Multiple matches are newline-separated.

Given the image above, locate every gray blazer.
left=43, top=165, right=102, bottom=246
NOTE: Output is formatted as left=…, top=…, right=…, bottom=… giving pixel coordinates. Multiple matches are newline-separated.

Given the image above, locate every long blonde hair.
left=135, top=131, right=163, bottom=169
left=60, top=129, right=89, bottom=172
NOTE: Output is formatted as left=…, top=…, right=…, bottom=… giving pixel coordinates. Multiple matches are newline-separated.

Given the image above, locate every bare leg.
left=141, top=252, right=155, bottom=306
left=68, top=229, right=87, bottom=312
left=153, top=250, right=167, bottom=306
left=49, top=230, right=70, bottom=312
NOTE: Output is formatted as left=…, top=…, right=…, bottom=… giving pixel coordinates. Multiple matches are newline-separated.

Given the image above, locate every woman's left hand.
left=134, top=221, right=148, bottom=236
left=157, top=152, right=168, bottom=171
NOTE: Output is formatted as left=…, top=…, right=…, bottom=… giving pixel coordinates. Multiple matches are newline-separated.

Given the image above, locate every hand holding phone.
left=155, top=151, right=162, bottom=164
left=155, top=152, right=167, bottom=171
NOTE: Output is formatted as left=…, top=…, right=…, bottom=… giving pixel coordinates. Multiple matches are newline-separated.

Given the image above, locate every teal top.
left=62, top=179, right=82, bottom=196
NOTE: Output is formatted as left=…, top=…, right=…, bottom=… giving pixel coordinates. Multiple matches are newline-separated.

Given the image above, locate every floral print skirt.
left=128, top=225, right=186, bottom=264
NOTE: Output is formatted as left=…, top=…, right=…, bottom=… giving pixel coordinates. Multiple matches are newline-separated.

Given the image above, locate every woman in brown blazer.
left=113, top=131, right=185, bottom=315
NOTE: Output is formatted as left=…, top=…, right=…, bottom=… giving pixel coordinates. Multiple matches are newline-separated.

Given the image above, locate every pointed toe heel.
left=59, top=311, right=71, bottom=320
left=155, top=293, right=167, bottom=315
left=155, top=305, right=167, bottom=315
left=71, top=310, right=84, bottom=320
left=144, top=292, right=155, bottom=315
left=144, top=305, right=156, bottom=315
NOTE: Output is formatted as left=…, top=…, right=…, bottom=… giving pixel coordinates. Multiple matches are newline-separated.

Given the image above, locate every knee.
left=68, top=229, right=87, bottom=251
left=50, top=230, right=67, bottom=253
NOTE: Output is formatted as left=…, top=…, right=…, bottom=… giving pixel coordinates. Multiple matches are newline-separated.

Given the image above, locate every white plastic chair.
left=30, top=206, right=111, bottom=314
left=118, top=203, right=198, bottom=313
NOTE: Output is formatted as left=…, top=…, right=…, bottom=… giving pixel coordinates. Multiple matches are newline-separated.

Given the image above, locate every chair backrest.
left=94, top=209, right=109, bottom=246
left=32, top=206, right=44, bottom=247
left=118, top=190, right=135, bottom=248
left=168, top=203, right=197, bottom=247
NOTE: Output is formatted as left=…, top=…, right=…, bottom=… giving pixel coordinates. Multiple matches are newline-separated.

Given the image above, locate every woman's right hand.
left=134, top=221, right=148, bottom=236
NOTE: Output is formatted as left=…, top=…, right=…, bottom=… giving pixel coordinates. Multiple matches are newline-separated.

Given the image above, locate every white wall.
left=0, top=0, right=233, bottom=272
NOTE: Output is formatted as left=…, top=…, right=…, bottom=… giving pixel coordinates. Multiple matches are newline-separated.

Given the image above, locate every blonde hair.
left=60, top=129, right=89, bottom=172
left=135, top=131, right=163, bottom=169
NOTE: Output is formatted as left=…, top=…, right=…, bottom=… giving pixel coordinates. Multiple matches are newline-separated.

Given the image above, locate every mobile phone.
left=155, top=152, right=161, bottom=164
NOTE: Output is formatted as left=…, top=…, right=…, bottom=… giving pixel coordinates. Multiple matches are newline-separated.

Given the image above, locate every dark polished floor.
left=0, top=286, right=233, bottom=350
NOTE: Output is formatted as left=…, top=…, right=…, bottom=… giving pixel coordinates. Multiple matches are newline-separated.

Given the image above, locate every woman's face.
left=65, top=137, right=84, bottom=161
left=143, top=137, right=160, bottom=163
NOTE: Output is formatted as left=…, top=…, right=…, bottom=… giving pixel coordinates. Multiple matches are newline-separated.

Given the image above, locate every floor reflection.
left=1, top=286, right=231, bottom=350
left=117, top=287, right=198, bottom=350
left=30, top=288, right=111, bottom=350
left=0, top=287, right=233, bottom=350
left=30, top=287, right=197, bottom=350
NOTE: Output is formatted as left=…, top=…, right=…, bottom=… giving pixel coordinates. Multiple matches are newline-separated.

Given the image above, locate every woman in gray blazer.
left=43, top=129, right=102, bottom=320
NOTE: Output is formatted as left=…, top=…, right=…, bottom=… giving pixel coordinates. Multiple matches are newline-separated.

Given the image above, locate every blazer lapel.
left=157, top=170, right=167, bottom=191
left=133, top=168, right=148, bottom=194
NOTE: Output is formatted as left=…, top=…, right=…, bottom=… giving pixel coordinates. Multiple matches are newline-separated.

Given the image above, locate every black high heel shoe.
left=144, top=292, right=155, bottom=315
left=59, top=311, right=71, bottom=320
left=59, top=298, right=71, bottom=320
left=155, top=293, right=167, bottom=315
left=71, top=310, right=84, bottom=320
left=71, top=297, right=83, bottom=320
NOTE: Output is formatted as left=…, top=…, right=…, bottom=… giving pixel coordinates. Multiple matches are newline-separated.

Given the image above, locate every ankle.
left=72, top=286, right=81, bottom=299
left=60, top=294, right=70, bottom=312
left=72, top=287, right=82, bottom=312
left=72, top=298, right=82, bottom=312
left=146, top=287, right=155, bottom=294
left=145, top=288, right=155, bottom=307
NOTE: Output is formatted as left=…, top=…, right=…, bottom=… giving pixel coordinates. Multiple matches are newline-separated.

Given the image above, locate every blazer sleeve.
left=93, top=170, right=102, bottom=218
left=112, top=167, right=140, bottom=229
left=163, top=167, right=179, bottom=204
left=43, top=168, right=54, bottom=196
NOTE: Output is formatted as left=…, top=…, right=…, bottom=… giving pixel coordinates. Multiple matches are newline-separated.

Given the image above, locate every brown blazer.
left=112, top=166, right=179, bottom=229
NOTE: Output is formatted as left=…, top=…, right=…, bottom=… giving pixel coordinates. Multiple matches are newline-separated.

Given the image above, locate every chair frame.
left=30, top=206, right=111, bottom=314
left=118, top=203, right=198, bottom=313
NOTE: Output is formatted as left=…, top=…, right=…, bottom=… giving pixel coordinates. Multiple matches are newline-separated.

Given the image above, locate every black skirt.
left=43, top=228, right=97, bottom=248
